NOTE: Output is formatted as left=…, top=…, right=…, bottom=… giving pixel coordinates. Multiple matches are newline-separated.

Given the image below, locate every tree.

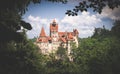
left=111, top=20, right=120, bottom=37
left=65, top=0, right=120, bottom=16
left=56, top=47, right=68, bottom=60
left=0, top=39, right=46, bottom=74
left=0, top=0, right=41, bottom=42
left=0, top=0, right=46, bottom=74
left=92, top=26, right=110, bottom=39
left=72, top=24, right=120, bottom=74
left=47, top=0, right=120, bottom=15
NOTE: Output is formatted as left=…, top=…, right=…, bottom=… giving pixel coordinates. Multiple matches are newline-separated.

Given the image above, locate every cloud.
left=27, top=15, right=51, bottom=38
left=26, top=11, right=102, bottom=38
left=60, top=11, right=101, bottom=38
left=61, top=12, right=101, bottom=26
left=98, top=6, right=120, bottom=20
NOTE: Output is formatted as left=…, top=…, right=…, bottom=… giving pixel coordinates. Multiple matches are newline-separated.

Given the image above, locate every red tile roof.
left=59, top=37, right=66, bottom=43
left=38, top=37, right=48, bottom=43
left=40, top=27, right=46, bottom=37
left=47, top=36, right=51, bottom=40
left=68, top=32, right=73, bottom=39
left=37, top=27, right=49, bottom=43
left=58, top=32, right=66, bottom=37
left=37, top=20, right=79, bottom=43
left=61, top=37, right=66, bottom=43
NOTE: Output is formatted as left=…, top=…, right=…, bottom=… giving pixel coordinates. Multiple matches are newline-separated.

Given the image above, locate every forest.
left=0, top=0, right=120, bottom=74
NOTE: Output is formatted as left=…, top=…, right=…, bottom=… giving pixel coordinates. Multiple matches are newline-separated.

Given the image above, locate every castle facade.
left=36, top=20, right=79, bottom=55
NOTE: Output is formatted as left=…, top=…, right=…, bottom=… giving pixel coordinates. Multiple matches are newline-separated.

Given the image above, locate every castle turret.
left=73, top=29, right=79, bottom=37
left=37, top=26, right=48, bottom=43
left=40, top=27, right=46, bottom=37
left=50, top=20, right=59, bottom=42
left=36, top=19, right=79, bottom=57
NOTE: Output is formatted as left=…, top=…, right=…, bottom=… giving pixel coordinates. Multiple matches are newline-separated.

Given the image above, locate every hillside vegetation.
left=1, top=20, right=120, bottom=74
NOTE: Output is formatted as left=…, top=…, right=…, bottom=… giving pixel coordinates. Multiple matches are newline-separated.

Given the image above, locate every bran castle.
left=36, top=20, right=79, bottom=55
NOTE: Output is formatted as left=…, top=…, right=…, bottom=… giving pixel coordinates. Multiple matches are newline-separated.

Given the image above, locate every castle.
left=36, top=20, right=79, bottom=56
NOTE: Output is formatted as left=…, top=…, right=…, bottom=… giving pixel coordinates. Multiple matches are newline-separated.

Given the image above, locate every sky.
left=22, top=0, right=120, bottom=38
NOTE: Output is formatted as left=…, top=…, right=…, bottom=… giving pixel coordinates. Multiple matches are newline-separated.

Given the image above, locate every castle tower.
left=50, top=20, right=59, bottom=42
left=36, top=19, right=79, bottom=56
left=37, top=26, right=48, bottom=43
left=40, top=27, right=46, bottom=37
left=73, top=29, right=79, bottom=37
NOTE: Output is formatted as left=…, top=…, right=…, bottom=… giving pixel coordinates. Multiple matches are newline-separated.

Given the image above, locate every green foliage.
left=0, top=0, right=41, bottom=15
left=29, top=37, right=37, bottom=42
left=0, top=0, right=43, bottom=73
left=87, top=37, right=120, bottom=74
left=56, top=47, right=68, bottom=60
left=0, top=40, right=46, bottom=74
left=111, top=20, right=120, bottom=37
left=0, top=0, right=40, bottom=42
left=21, top=20, right=32, bottom=30
left=0, top=0, right=120, bottom=73
left=42, top=21, right=120, bottom=74
left=72, top=22, right=120, bottom=74
left=92, top=26, right=111, bottom=40
left=44, top=46, right=80, bottom=74
left=45, top=58, right=80, bottom=74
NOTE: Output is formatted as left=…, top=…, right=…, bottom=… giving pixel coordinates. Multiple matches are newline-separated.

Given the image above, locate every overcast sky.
left=23, top=0, right=120, bottom=38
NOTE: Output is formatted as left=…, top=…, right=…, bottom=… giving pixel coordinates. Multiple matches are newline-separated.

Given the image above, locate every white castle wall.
left=36, top=35, right=78, bottom=55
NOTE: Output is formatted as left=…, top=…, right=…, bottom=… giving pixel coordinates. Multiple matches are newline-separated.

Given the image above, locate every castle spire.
left=40, top=27, right=46, bottom=37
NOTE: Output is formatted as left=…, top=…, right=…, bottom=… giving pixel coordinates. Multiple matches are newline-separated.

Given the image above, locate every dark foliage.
left=0, top=0, right=120, bottom=73
left=65, top=0, right=120, bottom=16
left=0, top=0, right=40, bottom=42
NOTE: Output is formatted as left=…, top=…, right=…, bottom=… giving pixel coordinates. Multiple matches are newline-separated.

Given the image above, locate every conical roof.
left=40, top=27, right=46, bottom=37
